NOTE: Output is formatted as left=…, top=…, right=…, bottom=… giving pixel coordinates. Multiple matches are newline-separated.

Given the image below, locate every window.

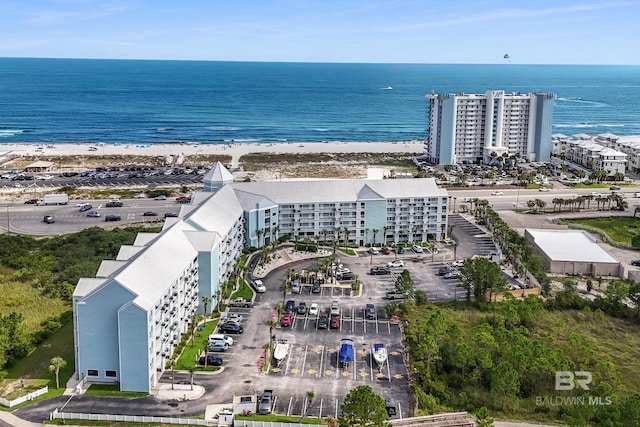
left=105, top=370, right=117, bottom=378
left=87, top=369, right=99, bottom=377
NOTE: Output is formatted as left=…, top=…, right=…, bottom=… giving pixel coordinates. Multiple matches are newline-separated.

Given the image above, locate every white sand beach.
left=1, top=140, right=425, bottom=169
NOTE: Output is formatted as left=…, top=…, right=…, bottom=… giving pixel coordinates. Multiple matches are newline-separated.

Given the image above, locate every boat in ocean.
left=273, top=339, right=289, bottom=366
left=381, top=85, right=393, bottom=90
left=372, top=343, right=387, bottom=366
left=339, top=338, right=354, bottom=369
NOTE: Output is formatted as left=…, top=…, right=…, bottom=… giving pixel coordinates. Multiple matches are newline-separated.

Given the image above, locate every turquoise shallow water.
left=0, top=59, right=639, bottom=144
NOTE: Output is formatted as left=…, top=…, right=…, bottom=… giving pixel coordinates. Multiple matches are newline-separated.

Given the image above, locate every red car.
left=330, top=315, right=340, bottom=329
left=280, top=313, right=293, bottom=327
left=382, top=247, right=391, bottom=255
left=24, top=199, right=39, bottom=204
left=176, top=196, right=191, bottom=204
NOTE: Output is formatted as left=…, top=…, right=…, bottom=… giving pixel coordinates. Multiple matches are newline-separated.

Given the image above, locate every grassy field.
left=563, top=216, right=640, bottom=245
left=174, top=319, right=219, bottom=371
left=0, top=281, right=69, bottom=330
left=230, top=280, right=254, bottom=300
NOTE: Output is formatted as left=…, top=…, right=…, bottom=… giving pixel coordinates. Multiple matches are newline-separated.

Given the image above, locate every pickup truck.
left=228, top=297, right=252, bottom=308
left=258, top=389, right=274, bottom=414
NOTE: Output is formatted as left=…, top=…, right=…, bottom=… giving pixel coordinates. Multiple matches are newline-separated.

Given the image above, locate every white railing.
left=50, top=409, right=216, bottom=426
left=234, top=422, right=323, bottom=427
left=0, top=386, right=48, bottom=407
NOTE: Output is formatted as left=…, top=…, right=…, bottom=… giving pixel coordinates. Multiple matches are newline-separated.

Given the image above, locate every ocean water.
left=0, top=58, right=639, bottom=144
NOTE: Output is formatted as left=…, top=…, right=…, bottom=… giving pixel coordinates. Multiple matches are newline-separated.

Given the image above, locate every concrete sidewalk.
left=0, top=411, right=43, bottom=427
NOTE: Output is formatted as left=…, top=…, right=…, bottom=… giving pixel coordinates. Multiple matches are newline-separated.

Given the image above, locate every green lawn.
left=230, top=280, right=254, bottom=301
left=174, top=319, right=220, bottom=371
left=563, top=216, right=640, bottom=245
left=336, top=247, right=356, bottom=256
left=0, top=320, right=75, bottom=409
left=569, top=182, right=609, bottom=188
left=84, top=383, right=146, bottom=398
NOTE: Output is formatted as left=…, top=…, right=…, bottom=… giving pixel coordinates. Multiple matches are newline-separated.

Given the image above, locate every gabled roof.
left=116, top=245, right=144, bottom=261
left=184, top=185, right=243, bottom=236
left=75, top=278, right=107, bottom=298
left=203, top=161, right=233, bottom=184
left=96, top=260, right=128, bottom=278
left=234, top=189, right=278, bottom=211
left=357, top=184, right=385, bottom=201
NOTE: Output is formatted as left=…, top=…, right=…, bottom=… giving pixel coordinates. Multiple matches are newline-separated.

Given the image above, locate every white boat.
left=381, top=86, right=393, bottom=90
left=273, top=340, right=290, bottom=366
left=373, top=343, right=387, bottom=366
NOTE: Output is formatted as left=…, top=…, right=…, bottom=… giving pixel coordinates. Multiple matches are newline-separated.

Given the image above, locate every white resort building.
left=424, top=90, right=555, bottom=165
left=73, top=163, right=449, bottom=392
left=551, top=133, right=628, bottom=177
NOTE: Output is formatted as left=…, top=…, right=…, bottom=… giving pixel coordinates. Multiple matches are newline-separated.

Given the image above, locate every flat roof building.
left=524, top=229, right=621, bottom=277
left=425, top=90, right=554, bottom=165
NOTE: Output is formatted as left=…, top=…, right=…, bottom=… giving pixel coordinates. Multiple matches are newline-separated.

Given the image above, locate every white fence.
left=0, top=386, right=48, bottom=408
left=50, top=409, right=216, bottom=425
left=234, top=422, right=323, bottom=427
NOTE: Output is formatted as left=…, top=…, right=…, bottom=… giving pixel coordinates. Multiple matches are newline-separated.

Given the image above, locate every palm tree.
left=383, top=226, right=390, bottom=244
left=256, top=229, right=264, bottom=248
left=201, top=296, right=211, bottom=316
left=343, top=227, right=351, bottom=249
left=372, top=229, right=379, bottom=246
left=364, top=228, right=370, bottom=246
left=272, top=225, right=280, bottom=245
left=188, top=366, right=195, bottom=391
left=300, top=390, right=316, bottom=422
left=280, top=281, right=292, bottom=306
left=321, top=229, right=329, bottom=245
left=167, top=360, right=175, bottom=390
left=48, top=356, right=67, bottom=389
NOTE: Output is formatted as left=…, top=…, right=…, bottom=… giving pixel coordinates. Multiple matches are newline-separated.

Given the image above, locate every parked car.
left=387, top=260, right=405, bottom=268
left=382, top=247, right=391, bottom=255
left=610, top=185, right=621, bottom=191
left=335, top=267, right=350, bottom=275
left=291, top=280, right=301, bottom=294
left=297, top=302, right=307, bottom=315
left=280, top=313, right=293, bottom=327
left=221, top=313, right=244, bottom=323
left=197, top=355, right=223, bottom=366
left=142, top=211, right=158, bottom=216
left=411, top=245, right=424, bottom=253
left=311, top=281, right=321, bottom=293
left=330, top=315, right=340, bottom=329
left=79, top=204, right=92, bottom=212
left=308, top=303, right=319, bottom=316
left=317, top=313, right=329, bottom=329
left=491, top=191, right=504, bottom=196
left=105, top=200, right=123, bottom=207
left=208, top=341, right=229, bottom=352
left=337, top=271, right=354, bottom=280
left=395, top=247, right=405, bottom=254
left=365, top=304, right=376, bottom=320
left=86, top=210, right=101, bottom=217
left=253, top=279, right=266, bottom=293
left=451, top=260, right=465, bottom=268
left=385, top=398, right=397, bottom=416
left=285, top=300, right=295, bottom=313
left=369, top=247, right=380, bottom=255
left=208, top=333, right=234, bottom=346
left=219, top=322, right=244, bottom=334
left=631, top=259, right=640, bottom=266
left=104, top=214, right=121, bottom=222
left=43, top=215, right=55, bottom=224
left=370, top=266, right=391, bottom=275
left=443, top=271, right=460, bottom=279
left=438, top=266, right=454, bottom=276
left=330, top=300, right=340, bottom=317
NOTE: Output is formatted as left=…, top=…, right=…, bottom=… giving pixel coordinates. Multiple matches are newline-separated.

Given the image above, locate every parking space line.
left=369, top=344, right=374, bottom=381
left=318, top=345, right=324, bottom=378
left=318, top=398, right=323, bottom=418
left=284, top=345, right=293, bottom=376
left=287, top=395, right=293, bottom=416
left=300, top=344, right=308, bottom=377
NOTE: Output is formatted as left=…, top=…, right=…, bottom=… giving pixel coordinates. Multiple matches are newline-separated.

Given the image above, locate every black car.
left=396, top=247, right=405, bottom=254
left=104, top=214, right=121, bottom=222
left=365, top=304, right=376, bottom=320
left=385, top=398, right=397, bottom=416
left=43, top=215, right=55, bottom=224
left=317, top=313, right=329, bottom=329
left=632, top=260, right=640, bottom=266
left=284, top=300, right=295, bottom=314
left=370, top=266, right=390, bottom=275
left=297, top=302, right=307, bottom=315
left=105, top=200, right=123, bottom=207
left=219, top=322, right=244, bottom=334
left=197, top=355, right=223, bottom=366
left=311, top=281, right=321, bottom=293
left=142, top=211, right=158, bottom=216
left=337, top=271, right=354, bottom=280
left=438, top=266, right=454, bottom=276
left=164, top=212, right=179, bottom=218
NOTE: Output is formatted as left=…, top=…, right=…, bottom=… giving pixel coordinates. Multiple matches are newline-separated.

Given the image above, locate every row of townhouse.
left=73, top=162, right=449, bottom=392
left=551, top=133, right=628, bottom=177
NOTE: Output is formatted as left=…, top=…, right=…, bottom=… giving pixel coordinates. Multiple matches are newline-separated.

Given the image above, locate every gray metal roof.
left=232, top=178, right=446, bottom=203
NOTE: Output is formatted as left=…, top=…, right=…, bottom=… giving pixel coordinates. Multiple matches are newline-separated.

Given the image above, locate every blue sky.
left=1, top=0, right=638, bottom=64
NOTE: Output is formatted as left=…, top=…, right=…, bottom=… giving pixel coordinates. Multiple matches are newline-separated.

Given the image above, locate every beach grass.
left=563, top=216, right=640, bottom=245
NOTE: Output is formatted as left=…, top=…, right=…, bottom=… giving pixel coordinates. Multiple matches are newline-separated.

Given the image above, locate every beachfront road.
left=2, top=199, right=181, bottom=235
left=0, top=173, right=203, bottom=189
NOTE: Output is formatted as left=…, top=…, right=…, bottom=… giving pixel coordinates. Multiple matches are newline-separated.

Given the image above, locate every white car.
left=387, top=260, right=405, bottom=268
left=591, top=192, right=603, bottom=197
left=411, top=245, right=424, bottom=253
left=451, top=260, right=465, bottom=268
left=253, top=279, right=266, bottom=293
left=369, top=247, right=380, bottom=255
left=221, top=313, right=244, bottom=323
left=336, top=267, right=350, bottom=275
left=538, top=187, right=549, bottom=192
left=38, top=174, right=54, bottom=180
left=308, top=303, right=319, bottom=316
left=491, top=191, right=504, bottom=196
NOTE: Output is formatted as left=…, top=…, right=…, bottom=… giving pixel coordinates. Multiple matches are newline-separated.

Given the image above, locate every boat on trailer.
left=372, top=343, right=387, bottom=366
left=273, top=339, right=290, bottom=366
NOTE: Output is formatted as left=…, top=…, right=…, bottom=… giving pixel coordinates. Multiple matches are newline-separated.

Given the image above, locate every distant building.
left=73, top=163, right=449, bottom=392
left=24, top=160, right=53, bottom=172
left=552, top=133, right=628, bottom=177
left=425, top=90, right=555, bottom=165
